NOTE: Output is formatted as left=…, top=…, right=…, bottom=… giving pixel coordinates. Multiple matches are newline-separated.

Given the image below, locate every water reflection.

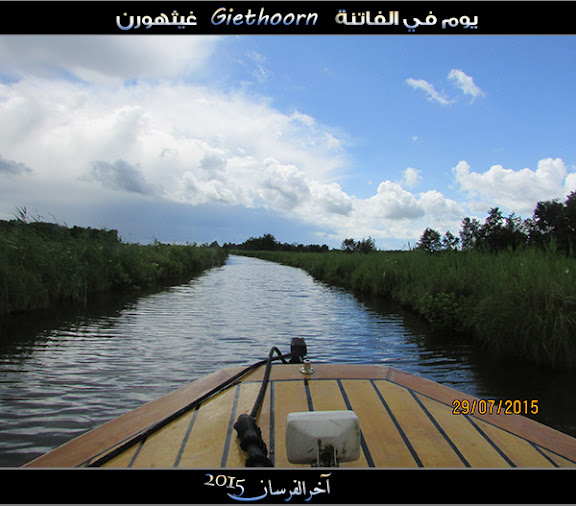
left=358, top=291, right=576, bottom=437
left=1, top=255, right=575, bottom=467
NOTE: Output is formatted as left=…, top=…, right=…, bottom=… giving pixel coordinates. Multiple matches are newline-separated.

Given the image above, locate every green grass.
left=0, top=220, right=228, bottom=315
left=238, top=249, right=576, bottom=369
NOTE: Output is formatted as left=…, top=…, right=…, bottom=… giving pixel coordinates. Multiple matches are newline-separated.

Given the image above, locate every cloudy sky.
left=1, top=35, right=575, bottom=248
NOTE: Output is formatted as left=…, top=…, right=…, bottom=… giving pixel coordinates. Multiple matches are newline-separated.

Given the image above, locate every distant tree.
left=341, top=237, right=376, bottom=254
left=442, top=231, right=460, bottom=251
left=477, top=207, right=505, bottom=252
left=478, top=208, right=530, bottom=252
left=565, top=190, right=576, bottom=227
left=530, top=193, right=576, bottom=253
left=533, top=199, right=566, bottom=237
left=502, top=213, right=528, bottom=250
left=459, top=208, right=529, bottom=253
left=228, top=235, right=331, bottom=253
left=357, top=236, right=376, bottom=254
left=417, top=228, right=442, bottom=253
left=243, top=233, right=279, bottom=250
left=307, top=243, right=330, bottom=253
left=460, top=217, right=480, bottom=251
left=341, top=238, right=356, bottom=253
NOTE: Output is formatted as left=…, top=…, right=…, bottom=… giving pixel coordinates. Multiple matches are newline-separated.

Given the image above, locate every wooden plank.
left=169, top=386, right=238, bottom=468
left=116, top=410, right=195, bottom=468
left=307, top=379, right=347, bottom=411
left=538, top=447, right=576, bottom=468
left=24, top=367, right=245, bottom=467
left=372, top=380, right=465, bottom=468
left=471, top=418, right=555, bottom=467
left=415, top=394, right=510, bottom=467
left=250, top=364, right=390, bottom=382
left=272, top=380, right=310, bottom=468
left=340, top=380, right=419, bottom=467
left=388, top=367, right=576, bottom=463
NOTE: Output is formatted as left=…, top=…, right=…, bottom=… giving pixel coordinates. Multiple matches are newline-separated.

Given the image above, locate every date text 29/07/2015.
left=452, top=399, right=539, bottom=416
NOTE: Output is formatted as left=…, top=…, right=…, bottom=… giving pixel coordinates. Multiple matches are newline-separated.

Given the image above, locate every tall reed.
left=0, top=220, right=228, bottom=315
left=240, top=249, right=576, bottom=368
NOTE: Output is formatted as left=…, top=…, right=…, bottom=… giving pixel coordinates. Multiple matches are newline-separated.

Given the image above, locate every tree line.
left=417, top=191, right=576, bottom=254
left=223, top=191, right=576, bottom=256
left=224, top=233, right=330, bottom=253
left=225, top=233, right=380, bottom=254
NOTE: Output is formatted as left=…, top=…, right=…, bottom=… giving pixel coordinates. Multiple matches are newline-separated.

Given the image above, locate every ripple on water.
left=1, top=255, right=576, bottom=466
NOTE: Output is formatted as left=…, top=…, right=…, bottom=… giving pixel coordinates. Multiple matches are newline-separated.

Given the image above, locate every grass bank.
left=238, top=249, right=576, bottom=369
left=0, top=220, right=228, bottom=315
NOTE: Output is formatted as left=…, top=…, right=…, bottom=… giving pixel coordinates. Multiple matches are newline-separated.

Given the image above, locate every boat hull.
left=24, top=364, right=576, bottom=468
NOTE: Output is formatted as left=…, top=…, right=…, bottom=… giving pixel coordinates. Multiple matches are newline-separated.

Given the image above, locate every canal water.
left=1, top=255, right=576, bottom=467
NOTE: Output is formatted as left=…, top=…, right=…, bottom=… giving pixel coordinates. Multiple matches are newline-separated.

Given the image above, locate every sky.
left=0, top=35, right=575, bottom=249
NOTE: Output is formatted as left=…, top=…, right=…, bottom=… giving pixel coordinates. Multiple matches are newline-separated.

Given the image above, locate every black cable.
left=234, top=341, right=307, bottom=467
left=234, top=346, right=290, bottom=467
left=85, top=350, right=291, bottom=468
left=250, top=346, right=288, bottom=418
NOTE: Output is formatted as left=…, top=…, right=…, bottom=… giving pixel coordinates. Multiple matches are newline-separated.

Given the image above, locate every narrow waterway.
left=1, top=255, right=576, bottom=467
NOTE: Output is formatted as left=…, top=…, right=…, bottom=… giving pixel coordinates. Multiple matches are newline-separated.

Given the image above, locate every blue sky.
left=1, top=35, right=575, bottom=248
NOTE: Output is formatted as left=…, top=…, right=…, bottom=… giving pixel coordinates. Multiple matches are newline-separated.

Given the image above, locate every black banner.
left=7, top=468, right=576, bottom=503
left=2, top=1, right=574, bottom=35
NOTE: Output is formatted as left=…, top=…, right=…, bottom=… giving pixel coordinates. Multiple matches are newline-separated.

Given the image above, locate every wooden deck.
left=25, top=364, right=576, bottom=468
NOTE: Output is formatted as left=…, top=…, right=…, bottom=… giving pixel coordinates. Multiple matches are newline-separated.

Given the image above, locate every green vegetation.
left=0, top=215, right=228, bottom=315
left=239, top=248, right=576, bottom=369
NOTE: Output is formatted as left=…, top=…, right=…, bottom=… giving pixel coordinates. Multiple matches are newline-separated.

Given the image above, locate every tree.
left=530, top=193, right=576, bottom=253
left=465, top=208, right=528, bottom=253
left=341, top=238, right=356, bottom=253
left=477, top=207, right=505, bottom=251
left=357, top=236, right=376, bottom=254
left=417, top=228, right=442, bottom=253
left=460, top=217, right=480, bottom=251
left=502, top=213, right=528, bottom=250
left=442, top=231, right=460, bottom=251
left=242, top=233, right=279, bottom=250
left=533, top=199, right=566, bottom=236
left=341, top=237, right=376, bottom=254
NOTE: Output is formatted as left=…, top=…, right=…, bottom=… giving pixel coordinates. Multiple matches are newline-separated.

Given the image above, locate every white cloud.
left=407, top=69, right=485, bottom=105
left=237, top=50, right=273, bottom=85
left=448, top=69, right=485, bottom=100
left=403, top=167, right=421, bottom=188
left=0, top=36, right=220, bottom=84
left=253, top=64, right=272, bottom=84
left=257, top=159, right=311, bottom=211
left=0, top=73, right=352, bottom=226
left=345, top=179, right=465, bottom=242
left=365, top=180, right=425, bottom=220
left=406, top=78, right=453, bottom=105
left=0, top=70, right=474, bottom=246
left=0, top=36, right=495, bottom=248
left=453, top=158, right=576, bottom=214
left=419, top=189, right=465, bottom=229
left=309, top=181, right=353, bottom=216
